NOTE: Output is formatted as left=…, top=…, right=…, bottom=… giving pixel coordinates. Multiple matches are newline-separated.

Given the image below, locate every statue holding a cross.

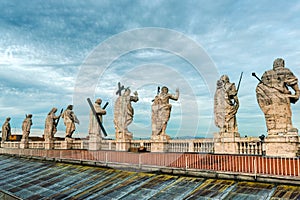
left=114, top=82, right=139, bottom=140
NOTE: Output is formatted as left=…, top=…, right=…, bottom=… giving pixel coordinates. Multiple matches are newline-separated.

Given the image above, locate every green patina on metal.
left=0, top=155, right=299, bottom=200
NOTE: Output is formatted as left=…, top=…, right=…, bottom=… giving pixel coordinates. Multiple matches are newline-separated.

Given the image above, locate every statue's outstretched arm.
left=170, top=88, right=179, bottom=101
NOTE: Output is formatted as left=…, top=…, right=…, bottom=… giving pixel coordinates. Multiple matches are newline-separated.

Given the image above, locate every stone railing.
left=0, top=139, right=116, bottom=150
left=128, top=138, right=214, bottom=153
left=100, top=140, right=116, bottom=151
left=130, top=140, right=151, bottom=151
left=0, top=138, right=215, bottom=153
left=168, top=139, right=214, bottom=153
left=237, top=137, right=263, bottom=155
left=1, top=142, right=20, bottom=149
left=193, top=139, right=214, bottom=153
left=1, top=135, right=299, bottom=157
left=28, top=141, right=45, bottom=149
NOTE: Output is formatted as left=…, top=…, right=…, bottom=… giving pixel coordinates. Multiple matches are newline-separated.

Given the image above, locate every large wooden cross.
left=87, top=98, right=107, bottom=137
left=116, top=82, right=125, bottom=96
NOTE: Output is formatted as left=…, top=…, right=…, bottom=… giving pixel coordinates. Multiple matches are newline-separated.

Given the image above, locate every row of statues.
left=214, top=58, right=300, bottom=136
left=1, top=58, right=300, bottom=142
left=1, top=115, right=34, bottom=142
left=1, top=105, right=79, bottom=142
left=1, top=84, right=180, bottom=141
left=112, top=85, right=180, bottom=140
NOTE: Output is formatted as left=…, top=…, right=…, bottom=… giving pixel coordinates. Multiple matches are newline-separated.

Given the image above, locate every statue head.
left=95, top=98, right=102, bottom=104
left=273, top=58, right=285, bottom=70
left=27, top=114, right=32, bottom=118
left=220, top=75, right=229, bottom=83
left=67, top=105, right=73, bottom=110
left=6, top=117, right=10, bottom=121
left=49, top=107, right=57, bottom=115
left=124, top=88, right=131, bottom=96
left=161, top=86, right=169, bottom=94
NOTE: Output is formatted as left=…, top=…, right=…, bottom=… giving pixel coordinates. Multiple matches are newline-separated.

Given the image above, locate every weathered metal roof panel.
left=1, top=155, right=300, bottom=200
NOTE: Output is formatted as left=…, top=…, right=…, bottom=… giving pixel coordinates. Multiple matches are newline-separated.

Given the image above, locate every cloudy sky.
left=1, top=0, right=300, bottom=139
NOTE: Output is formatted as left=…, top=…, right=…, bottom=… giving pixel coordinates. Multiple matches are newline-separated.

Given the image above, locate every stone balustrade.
left=130, top=140, right=151, bottom=151
left=0, top=137, right=215, bottom=153
left=1, top=135, right=299, bottom=157
left=237, top=137, right=263, bottom=155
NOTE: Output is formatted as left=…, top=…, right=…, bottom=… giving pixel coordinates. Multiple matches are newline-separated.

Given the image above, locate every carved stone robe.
left=2, top=119, right=11, bottom=141
left=214, top=80, right=239, bottom=133
left=89, top=103, right=106, bottom=136
left=256, top=67, right=299, bottom=134
left=152, top=91, right=179, bottom=136
left=44, top=112, right=59, bottom=139
left=114, top=93, right=138, bottom=138
left=22, top=117, right=32, bottom=140
left=62, top=109, right=78, bottom=138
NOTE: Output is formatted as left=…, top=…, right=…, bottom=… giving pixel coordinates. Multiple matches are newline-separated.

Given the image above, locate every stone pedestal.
left=116, top=132, right=132, bottom=151
left=265, top=133, right=299, bottom=157
left=89, top=134, right=102, bottom=151
left=214, top=132, right=240, bottom=154
left=45, top=138, right=54, bottom=149
left=20, top=139, right=29, bottom=149
left=151, top=135, right=170, bottom=152
left=61, top=137, right=73, bottom=149
left=116, top=139, right=131, bottom=151
left=268, top=128, right=298, bottom=137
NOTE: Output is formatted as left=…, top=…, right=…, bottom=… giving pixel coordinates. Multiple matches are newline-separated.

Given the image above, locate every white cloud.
left=1, top=0, right=300, bottom=139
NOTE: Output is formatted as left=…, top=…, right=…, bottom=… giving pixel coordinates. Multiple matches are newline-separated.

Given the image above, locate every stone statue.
left=114, top=88, right=138, bottom=139
left=2, top=117, right=11, bottom=141
left=152, top=86, right=179, bottom=137
left=62, top=105, right=79, bottom=138
left=44, top=107, right=60, bottom=140
left=89, top=98, right=106, bottom=136
left=22, top=114, right=32, bottom=140
left=256, top=58, right=300, bottom=135
left=214, top=75, right=239, bottom=134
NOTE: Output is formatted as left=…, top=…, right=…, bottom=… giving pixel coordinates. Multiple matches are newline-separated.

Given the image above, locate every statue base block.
left=265, top=135, right=299, bottom=157
left=268, top=129, right=298, bottom=137
left=45, top=139, right=54, bottom=149
left=151, top=135, right=170, bottom=152
left=61, top=138, right=73, bottom=149
left=20, top=139, right=29, bottom=149
left=89, top=135, right=102, bottom=151
left=214, top=132, right=240, bottom=154
left=116, top=139, right=131, bottom=151
left=214, top=132, right=240, bottom=142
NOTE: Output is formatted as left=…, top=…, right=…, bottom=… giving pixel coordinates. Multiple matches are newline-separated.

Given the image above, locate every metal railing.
left=1, top=148, right=298, bottom=178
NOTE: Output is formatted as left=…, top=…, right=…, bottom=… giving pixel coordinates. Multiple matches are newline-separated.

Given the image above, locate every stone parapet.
left=61, top=138, right=74, bottom=149
left=88, top=135, right=102, bottom=151
left=265, top=135, right=299, bottom=157
left=151, top=135, right=170, bottom=152
left=116, top=139, right=131, bottom=151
